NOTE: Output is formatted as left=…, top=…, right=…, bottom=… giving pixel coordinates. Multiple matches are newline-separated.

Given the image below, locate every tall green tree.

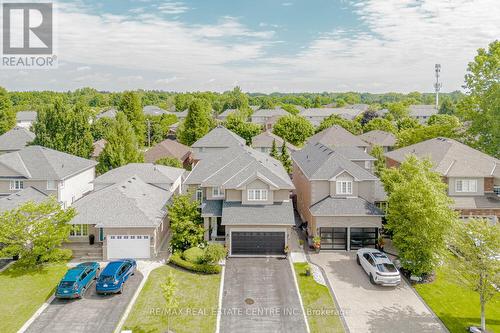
left=168, top=192, right=204, bottom=251
left=386, top=102, right=410, bottom=120
left=273, top=115, right=314, bottom=146
left=447, top=218, right=500, bottom=332
left=224, top=86, right=249, bottom=112
left=0, top=197, right=76, bottom=267
left=381, top=155, right=457, bottom=276
left=223, top=112, right=261, bottom=145
left=177, top=98, right=215, bottom=146
left=371, top=145, right=386, bottom=177
left=97, top=112, right=144, bottom=174
left=0, top=87, right=15, bottom=134
left=363, top=118, right=397, bottom=133
left=119, top=91, right=146, bottom=146
left=279, top=141, right=292, bottom=173
left=33, top=99, right=94, bottom=158
left=317, top=114, right=362, bottom=134
left=396, top=121, right=460, bottom=148
left=270, top=139, right=279, bottom=159
left=438, top=98, right=457, bottom=115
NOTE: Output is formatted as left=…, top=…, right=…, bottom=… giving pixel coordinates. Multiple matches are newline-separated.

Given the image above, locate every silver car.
left=356, top=248, right=401, bottom=286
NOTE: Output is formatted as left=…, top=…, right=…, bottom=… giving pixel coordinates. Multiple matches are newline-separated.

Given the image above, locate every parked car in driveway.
left=55, top=262, right=100, bottom=299
left=96, top=259, right=136, bottom=295
left=356, top=248, right=401, bottom=286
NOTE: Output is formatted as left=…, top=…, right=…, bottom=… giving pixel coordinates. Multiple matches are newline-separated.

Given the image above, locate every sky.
left=0, top=0, right=499, bottom=93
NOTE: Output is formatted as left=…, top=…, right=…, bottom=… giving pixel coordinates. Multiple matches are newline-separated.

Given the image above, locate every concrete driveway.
left=24, top=271, right=143, bottom=333
left=310, top=252, right=447, bottom=333
left=220, top=257, right=308, bottom=333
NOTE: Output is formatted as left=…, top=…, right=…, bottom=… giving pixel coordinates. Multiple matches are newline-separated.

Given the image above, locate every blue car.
left=55, top=262, right=100, bottom=299
left=96, top=259, right=136, bottom=295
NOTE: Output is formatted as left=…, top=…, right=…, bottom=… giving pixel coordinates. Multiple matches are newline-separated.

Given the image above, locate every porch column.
left=203, top=217, right=210, bottom=241
left=211, top=217, right=218, bottom=240
left=346, top=227, right=351, bottom=251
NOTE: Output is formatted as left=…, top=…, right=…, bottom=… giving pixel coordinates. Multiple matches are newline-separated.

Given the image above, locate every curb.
left=288, top=258, right=311, bottom=333
left=215, top=264, right=226, bottom=333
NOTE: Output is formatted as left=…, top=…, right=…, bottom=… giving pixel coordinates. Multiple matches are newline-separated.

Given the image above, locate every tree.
left=359, top=110, right=379, bottom=127
left=396, top=122, right=460, bottom=148
left=0, top=87, right=15, bottom=134
left=33, top=100, right=94, bottom=158
left=387, top=102, right=409, bottom=120
left=224, top=86, right=249, bottom=111
left=381, top=155, right=456, bottom=276
left=119, top=91, right=146, bottom=146
left=155, top=157, right=182, bottom=168
left=0, top=197, right=76, bottom=267
left=317, top=114, right=362, bottom=135
left=97, top=112, right=144, bottom=174
left=168, top=192, right=204, bottom=251
left=146, top=113, right=177, bottom=146
left=279, top=141, right=292, bottom=173
left=270, top=139, right=279, bottom=159
left=177, top=98, right=215, bottom=146
left=272, top=115, right=314, bottom=146
left=396, top=117, right=421, bottom=131
left=447, top=218, right=500, bottom=332
left=91, top=117, right=115, bottom=141
left=371, top=145, right=386, bottom=177
left=202, top=243, right=227, bottom=264
left=438, top=98, right=456, bottom=115
left=427, top=114, right=461, bottom=128
left=363, top=118, right=397, bottom=133
left=281, top=104, right=300, bottom=115
left=161, top=272, right=178, bottom=333
left=223, top=112, right=261, bottom=145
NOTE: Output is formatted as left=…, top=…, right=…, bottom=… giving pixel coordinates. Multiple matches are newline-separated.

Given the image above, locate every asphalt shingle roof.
left=72, top=176, right=170, bottom=227
left=308, top=125, right=369, bottom=148
left=16, top=111, right=37, bottom=122
left=0, top=146, right=96, bottom=180
left=191, top=126, right=246, bottom=148
left=201, top=200, right=223, bottom=217
left=358, top=130, right=397, bottom=147
left=221, top=200, right=294, bottom=226
left=95, top=108, right=118, bottom=119
left=292, top=142, right=378, bottom=181
left=409, top=105, right=438, bottom=118
left=0, top=187, right=49, bottom=212
left=251, top=108, right=288, bottom=118
left=451, top=195, right=500, bottom=210
left=309, top=196, right=383, bottom=216
left=251, top=131, right=298, bottom=151
left=0, top=127, right=35, bottom=152
left=385, top=137, right=500, bottom=178
left=143, top=105, right=169, bottom=116
left=144, top=139, right=191, bottom=163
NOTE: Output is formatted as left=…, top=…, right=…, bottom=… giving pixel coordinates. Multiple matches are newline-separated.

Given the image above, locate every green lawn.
left=293, top=263, right=344, bottom=333
left=415, top=265, right=500, bottom=333
left=0, top=262, right=68, bottom=333
left=123, top=264, right=221, bottom=333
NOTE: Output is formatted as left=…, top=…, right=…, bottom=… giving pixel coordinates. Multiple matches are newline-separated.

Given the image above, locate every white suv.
left=356, top=248, right=401, bottom=286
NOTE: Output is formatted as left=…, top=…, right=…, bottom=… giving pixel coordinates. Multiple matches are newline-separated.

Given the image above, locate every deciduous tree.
left=317, top=114, right=362, bottom=135
left=119, top=91, right=146, bottom=146
left=177, top=98, right=215, bottom=146
left=363, top=118, right=397, bottom=134
left=0, top=87, right=15, bottom=134
left=168, top=192, right=204, bottom=251
left=272, top=115, right=314, bottom=146
left=223, top=112, right=261, bottom=145
left=155, top=157, right=182, bottom=168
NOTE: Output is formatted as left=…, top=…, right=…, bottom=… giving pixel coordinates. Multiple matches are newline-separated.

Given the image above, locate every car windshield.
left=59, top=281, right=75, bottom=288
left=100, top=275, right=115, bottom=282
left=377, top=263, right=398, bottom=273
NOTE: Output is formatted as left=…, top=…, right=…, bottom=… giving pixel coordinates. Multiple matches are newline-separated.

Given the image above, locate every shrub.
left=169, top=253, right=221, bottom=274
left=202, top=244, right=227, bottom=264
left=182, top=247, right=205, bottom=264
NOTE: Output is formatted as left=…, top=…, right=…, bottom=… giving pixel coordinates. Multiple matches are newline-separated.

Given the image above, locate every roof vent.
left=121, top=185, right=126, bottom=189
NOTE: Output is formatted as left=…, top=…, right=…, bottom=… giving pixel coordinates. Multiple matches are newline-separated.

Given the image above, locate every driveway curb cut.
left=215, top=264, right=226, bottom=333
left=289, top=258, right=311, bottom=333
left=17, top=295, right=55, bottom=333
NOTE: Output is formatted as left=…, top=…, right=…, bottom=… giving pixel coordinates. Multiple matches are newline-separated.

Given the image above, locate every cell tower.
left=434, top=64, right=442, bottom=109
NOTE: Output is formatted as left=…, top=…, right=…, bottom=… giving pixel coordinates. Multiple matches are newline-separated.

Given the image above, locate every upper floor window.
left=455, top=179, right=477, bottom=193
left=9, top=180, right=24, bottom=190
left=494, top=186, right=500, bottom=196
left=196, top=188, right=203, bottom=202
left=336, top=181, right=353, bottom=195
left=364, top=160, right=371, bottom=169
left=248, top=189, right=268, bottom=201
left=212, top=186, right=224, bottom=198
left=47, top=180, right=57, bottom=190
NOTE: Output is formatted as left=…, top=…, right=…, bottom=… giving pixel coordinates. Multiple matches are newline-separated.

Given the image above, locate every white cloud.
left=156, top=76, right=178, bottom=84
left=157, top=2, right=190, bottom=14
left=76, top=66, right=91, bottom=71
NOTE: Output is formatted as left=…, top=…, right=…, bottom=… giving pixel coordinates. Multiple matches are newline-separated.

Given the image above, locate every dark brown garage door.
left=231, top=232, right=286, bottom=255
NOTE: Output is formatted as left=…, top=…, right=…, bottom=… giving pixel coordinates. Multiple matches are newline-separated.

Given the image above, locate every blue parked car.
left=96, top=259, right=136, bottom=295
left=55, top=262, right=100, bottom=299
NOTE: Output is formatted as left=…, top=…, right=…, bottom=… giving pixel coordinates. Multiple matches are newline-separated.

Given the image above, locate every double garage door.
left=231, top=231, right=285, bottom=255
left=107, top=235, right=150, bottom=259
left=320, top=227, right=378, bottom=251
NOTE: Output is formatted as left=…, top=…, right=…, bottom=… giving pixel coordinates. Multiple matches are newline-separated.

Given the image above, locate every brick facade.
left=484, top=177, right=494, bottom=192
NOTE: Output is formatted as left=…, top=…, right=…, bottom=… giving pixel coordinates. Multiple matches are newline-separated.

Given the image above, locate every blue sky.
left=1, top=0, right=499, bottom=92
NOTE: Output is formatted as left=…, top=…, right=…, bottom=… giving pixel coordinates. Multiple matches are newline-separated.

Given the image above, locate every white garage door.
left=107, top=235, right=150, bottom=259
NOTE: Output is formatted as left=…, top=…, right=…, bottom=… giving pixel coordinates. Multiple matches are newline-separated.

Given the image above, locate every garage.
left=349, top=227, right=378, bottom=250
left=320, top=227, right=347, bottom=250
left=231, top=231, right=286, bottom=255
left=107, top=235, right=150, bottom=259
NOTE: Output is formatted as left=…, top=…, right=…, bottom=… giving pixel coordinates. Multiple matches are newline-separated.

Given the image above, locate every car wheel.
left=356, top=255, right=360, bottom=265
left=369, top=274, right=376, bottom=285
left=118, top=285, right=124, bottom=294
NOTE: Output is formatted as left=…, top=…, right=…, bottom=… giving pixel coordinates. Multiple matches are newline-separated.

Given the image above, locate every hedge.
left=169, top=253, right=221, bottom=274
left=182, top=247, right=205, bottom=264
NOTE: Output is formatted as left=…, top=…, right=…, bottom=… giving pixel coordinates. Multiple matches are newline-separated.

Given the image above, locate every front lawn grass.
left=123, top=264, right=221, bottom=333
left=415, top=264, right=500, bottom=333
left=0, top=262, right=68, bottom=333
left=294, top=263, right=344, bottom=333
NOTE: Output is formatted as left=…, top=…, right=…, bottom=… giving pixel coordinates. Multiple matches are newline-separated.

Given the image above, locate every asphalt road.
left=220, top=257, right=308, bottom=333
left=25, top=271, right=143, bottom=333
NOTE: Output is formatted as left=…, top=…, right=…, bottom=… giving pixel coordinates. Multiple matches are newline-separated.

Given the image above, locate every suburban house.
left=69, top=163, right=184, bottom=260
left=95, top=108, right=118, bottom=120
left=409, top=105, right=438, bottom=123
left=16, top=111, right=37, bottom=129
left=250, top=108, right=288, bottom=129
left=300, top=107, right=365, bottom=126
left=292, top=141, right=385, bottom=251
left=0, top=146, right=96, bottom=207
left=385, top=137, right=500, bottom=221
left=0, top=186, right=49, bottom=213
left=217, top=108, right=238, bottom=121
left=358, top=130, right=397, bottom=152
left=0, top=127, right=35, bottom=154
left=143, top=105, right=169, bottom=116
left=251, top=130, right=298, bottom=154
left=191, top=126, right=246, bottom=161
left=91, top=139, right=106, bottom=160
left=184, top=142, right=295, bottom=256
left=144, top=138, right=192, bottom=168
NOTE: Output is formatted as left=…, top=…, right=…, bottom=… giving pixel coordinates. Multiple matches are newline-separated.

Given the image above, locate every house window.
left=494, top=186, right=500, bottom=196
left=364, top=161, right=370, bottom=169
left=196, top=189, right=203, bottom=202
left=247, top=189, right=268, bottom=201
left=70, top=224, right=89, bottom=237
left=455, top=179, right=477, bottom=193
left=336, top=181, right=353, bottom=195
left=47, top=180, right=56, bottom=190
left=212, top=186, right=224, bottom=198
left=9, top=180, right=24, bottom=190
